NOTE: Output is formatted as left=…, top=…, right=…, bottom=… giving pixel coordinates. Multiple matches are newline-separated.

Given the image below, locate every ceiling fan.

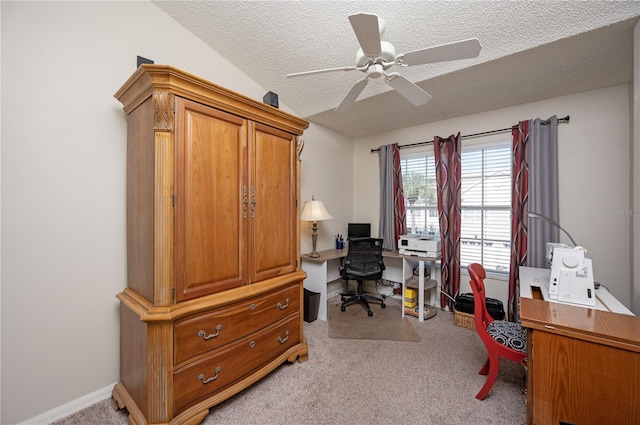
left=286, top=12, right=482, bottom=112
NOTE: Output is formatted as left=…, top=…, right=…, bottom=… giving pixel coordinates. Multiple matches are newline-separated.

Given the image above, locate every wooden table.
left=519, top=267, right=640, bottom=425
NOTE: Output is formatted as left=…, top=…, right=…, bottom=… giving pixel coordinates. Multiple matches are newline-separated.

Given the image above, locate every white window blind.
left=400, top=155, right=439, bottom=237
left=400, top=143, right=512, bottom=274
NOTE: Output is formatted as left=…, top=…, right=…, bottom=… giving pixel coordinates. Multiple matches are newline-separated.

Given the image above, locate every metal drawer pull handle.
left=198, top=324, right=222, bottom=340
left=251, top=186, right=256, bottom=218
left=243, top=186, right=248, bottom=218
left=277, top=330, right=290, bottom=344
left=249, top=340, right=256, bottom=348
left=277, top=298, right=290, bottom=310
left=198, top=367, right=221, bottom=384
left=250, top=303, right=256, bottom=310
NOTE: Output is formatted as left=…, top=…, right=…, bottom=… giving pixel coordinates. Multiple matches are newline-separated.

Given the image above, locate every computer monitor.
left=347, top=223, right=371, bottom=239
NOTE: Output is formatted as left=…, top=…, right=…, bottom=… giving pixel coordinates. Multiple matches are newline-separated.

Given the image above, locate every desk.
left=519, top=266, right=632, bottom=314
left=301, top=249, right=441, bottom=322
left=385, top=250, right=441, bottom=322
left=300, top=249, right=347, bottom=322
left=519, top=266, right=640, bottom=425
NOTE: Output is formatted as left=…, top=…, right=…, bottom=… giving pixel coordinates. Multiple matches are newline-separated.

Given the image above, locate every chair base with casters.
left=340, top=280, right=386, bottom=317
left=468, top=263, right=527, bottom=400
left=339, top=237, right=386, bottom=317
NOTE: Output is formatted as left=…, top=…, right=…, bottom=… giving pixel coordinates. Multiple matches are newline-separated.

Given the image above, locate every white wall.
left=299, top=123, right=353, bottom=256
left=633, top=20, right=640, bottom=314
left=353, top=84, right=633, bottom=309
left=0, top=1, right=340, bottom=423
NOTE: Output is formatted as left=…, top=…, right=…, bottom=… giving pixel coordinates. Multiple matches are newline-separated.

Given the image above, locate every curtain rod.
left=370, top=115, right=570, bottom=153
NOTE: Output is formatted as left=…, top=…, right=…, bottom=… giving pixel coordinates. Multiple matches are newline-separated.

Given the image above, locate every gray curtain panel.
left=527, top=115, right=560, bottom=268
left=378, top=144, right=396, bottom=251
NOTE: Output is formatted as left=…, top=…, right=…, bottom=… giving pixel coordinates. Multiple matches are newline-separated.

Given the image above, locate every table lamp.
left=300, top=196, right=333, bottom=258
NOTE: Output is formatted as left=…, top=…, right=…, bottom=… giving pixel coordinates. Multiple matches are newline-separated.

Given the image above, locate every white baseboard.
left=19, top=383, right=116, bottom=425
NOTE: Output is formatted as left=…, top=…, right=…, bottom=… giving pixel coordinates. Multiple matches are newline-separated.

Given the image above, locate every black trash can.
left=303, top=288, right=320, bottom=323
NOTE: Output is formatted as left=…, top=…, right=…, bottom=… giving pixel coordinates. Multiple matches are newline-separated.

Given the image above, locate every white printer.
left=398, top=235, right=441, bottom=257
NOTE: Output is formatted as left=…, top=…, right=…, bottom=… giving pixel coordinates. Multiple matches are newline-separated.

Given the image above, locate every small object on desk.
left=398, top=235, right=441, bottom=252
left=399, top=249, right=442, bottom=258
left=412, top=267, right=431, bottom=278
left=405, top=304, right=438, bottom=320
left=404, top=287, right=418, bottom=308
left=404, top=287, right=418, bottom=305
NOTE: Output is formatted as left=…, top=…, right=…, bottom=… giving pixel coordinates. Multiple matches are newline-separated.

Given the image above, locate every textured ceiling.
left=154, top=1, right=640, bottom=138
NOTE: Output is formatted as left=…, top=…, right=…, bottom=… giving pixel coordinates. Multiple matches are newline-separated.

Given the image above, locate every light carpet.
left=53, top=309, right=527, bottom=425
left=327, top=295, right=422, bottom=342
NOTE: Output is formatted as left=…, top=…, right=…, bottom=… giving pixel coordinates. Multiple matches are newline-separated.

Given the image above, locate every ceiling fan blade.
left=386, top=74, right=432, bottom=106
left=335, top=79, right=368, bottom=112
left=399, top=38, right=482, bottom=66
left=348, top=13, right=382, bottom=56
left=286, top=65, right=357, bottom=78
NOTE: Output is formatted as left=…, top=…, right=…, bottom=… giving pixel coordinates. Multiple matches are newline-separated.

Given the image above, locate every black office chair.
left=339, top=237, right=386, bottom=316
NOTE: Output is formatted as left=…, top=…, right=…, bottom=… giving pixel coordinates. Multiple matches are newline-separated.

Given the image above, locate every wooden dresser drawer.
left=173, top=314, right=301, bottom=413
left=174, top=283, right=300, bottom=365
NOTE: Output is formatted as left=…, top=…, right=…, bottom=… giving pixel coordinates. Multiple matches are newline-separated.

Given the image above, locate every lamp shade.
left=300, top=199, right=333, bottom=221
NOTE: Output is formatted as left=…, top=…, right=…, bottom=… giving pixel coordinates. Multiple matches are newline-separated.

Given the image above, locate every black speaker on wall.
left=137, top=56, right=154, bottom=67
left=263, top=91, right=279, bottom=108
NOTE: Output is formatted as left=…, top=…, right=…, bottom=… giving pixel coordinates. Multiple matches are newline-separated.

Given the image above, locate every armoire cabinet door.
left=175, top=98, right=249, bottom=301
left=249, top=123, right=297, bottom=282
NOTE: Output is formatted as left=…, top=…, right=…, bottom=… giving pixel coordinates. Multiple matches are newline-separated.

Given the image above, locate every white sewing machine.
left=547, top=243, right=596, bottom=307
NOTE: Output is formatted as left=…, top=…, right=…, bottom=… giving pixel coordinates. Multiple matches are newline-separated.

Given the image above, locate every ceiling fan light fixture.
left=355, top=41, right=396, bottom=67
left=367, top=64, right=384, bottom=78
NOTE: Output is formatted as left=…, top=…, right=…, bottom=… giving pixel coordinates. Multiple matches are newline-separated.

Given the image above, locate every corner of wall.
left=632, top=20, right=640, bottom=314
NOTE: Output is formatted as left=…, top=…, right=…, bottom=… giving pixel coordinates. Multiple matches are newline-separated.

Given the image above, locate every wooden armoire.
left=111, top=65, right=309, bottom=425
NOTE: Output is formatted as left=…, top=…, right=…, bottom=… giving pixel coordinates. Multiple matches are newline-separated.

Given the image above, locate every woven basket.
left=454, top=309, right=476, bottom=331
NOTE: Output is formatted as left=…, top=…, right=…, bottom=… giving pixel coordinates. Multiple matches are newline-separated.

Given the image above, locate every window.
left=400, top=155, right=439, bottom=237
left=400, top=142, right=512, bottom=274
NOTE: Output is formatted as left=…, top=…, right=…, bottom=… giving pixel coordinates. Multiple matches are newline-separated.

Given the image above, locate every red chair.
left=467, top=263, right=527, bottom=400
